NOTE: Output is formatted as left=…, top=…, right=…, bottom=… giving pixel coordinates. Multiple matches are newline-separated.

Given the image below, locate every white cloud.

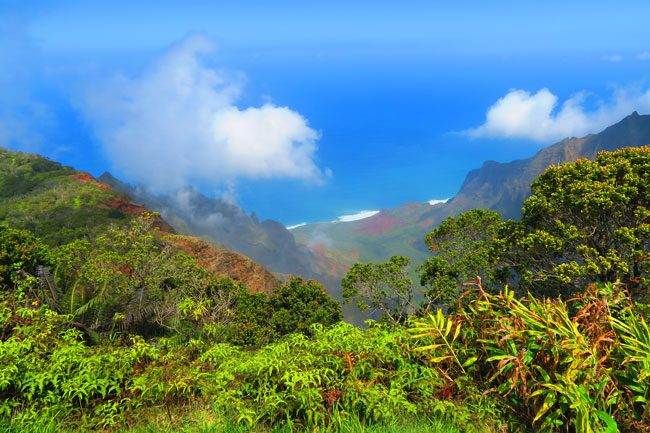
left=81, top=34, right=323, bottom=192
left=466, top=86, right=650, bottom=143
left=602, top=54, right=623, bottom=62
left=637, top=52, right=650, bottom=61
left=428, top=198, right=450, bottom=206
left=286, top=222, right=307, bottom=230
left=336, top=210, right=380, bottom=222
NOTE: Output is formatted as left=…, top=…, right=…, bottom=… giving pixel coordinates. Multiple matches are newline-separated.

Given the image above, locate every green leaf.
left=533, top=391, right=556, bottom=422
left=461, top=356, right=478, bottom=367
left=431, top=355, right=452, bottom=363
left=594, top=410, right=618, bottom=433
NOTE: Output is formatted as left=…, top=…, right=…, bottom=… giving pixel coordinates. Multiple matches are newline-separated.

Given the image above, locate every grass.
left=0, top=409, right=466, bottom=433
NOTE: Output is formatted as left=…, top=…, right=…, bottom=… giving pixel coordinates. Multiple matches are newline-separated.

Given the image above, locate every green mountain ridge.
left=0, top=148, right=152, bottom=245
left=0, top=147, right=281, bottom=294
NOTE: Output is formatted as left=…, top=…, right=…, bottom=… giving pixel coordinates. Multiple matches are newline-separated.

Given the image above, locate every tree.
left=51, top=214, right=210, bottom=335
left=496, top=146, right=650, bottom=298
left=342, top=255, right=415, bottom=324
left=0, top=226, right=52, bottom=298
left=419, top=209, right=504, bottom=309
left=211, top=282, right=274, bottom=347
left=269, top=276, right=342, bottom=336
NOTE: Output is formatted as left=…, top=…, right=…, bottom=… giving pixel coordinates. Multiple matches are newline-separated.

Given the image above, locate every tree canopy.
left=341, top=255, right=414, bottom=324
left=269, top=276, right=342, bottom=336
left=496, top=146, right=649, bottom=298
left=419, top=209, right=503, bottom=307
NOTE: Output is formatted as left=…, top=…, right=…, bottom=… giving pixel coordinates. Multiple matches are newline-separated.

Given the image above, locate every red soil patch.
left=420, top=218, right=435, bottom=228
left=94, top=181, right=111, bottom=190
left=75, top=169, right=172, bottom=232
left=71, top=172, right=112, bottom=190
left=102, top=196, right=175, bottom=233
left=72, top=172, right=94, bottom=182
left=356, top=212, right=402, bottom=235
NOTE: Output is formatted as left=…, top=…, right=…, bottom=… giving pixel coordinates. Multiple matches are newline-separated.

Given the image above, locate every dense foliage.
left=411, top=281, right=649, bottom=433
left=496, top=146, right=650, bottom=298
left=0, top=146, right=648, bottom=432
left=269, top=276, right=343, bottom=336
left=0, top=226, right=51, bottom=294
left=0, top=296, right=496, bottom=431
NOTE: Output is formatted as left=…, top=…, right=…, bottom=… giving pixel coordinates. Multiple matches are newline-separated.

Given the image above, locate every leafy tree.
left=495, top=146, right=650, bottom=298
left=199, top=277, right=343, bottom=346
left=269, top=276, right=342, bottom=336
left=0, top=226, right=52, bottom=298
left=342, top=255, right=415, bottom=324
left=208, top=282, right=273, bottom=347
left=51, top=214, right=210, bottom=336
left=419, top=209, right=504, bottom=309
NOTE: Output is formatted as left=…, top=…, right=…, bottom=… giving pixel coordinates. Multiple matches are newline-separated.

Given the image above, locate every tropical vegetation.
left=0, top=147, right=648, bottom=432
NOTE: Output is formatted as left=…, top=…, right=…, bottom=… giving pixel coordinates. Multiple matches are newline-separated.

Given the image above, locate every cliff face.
left=445, top=111, right=650, bottom=219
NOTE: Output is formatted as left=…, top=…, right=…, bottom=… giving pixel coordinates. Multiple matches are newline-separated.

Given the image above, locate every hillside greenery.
left=0, top=147, right=648, bottom=432
left=0, top=148, right=133, bottom=246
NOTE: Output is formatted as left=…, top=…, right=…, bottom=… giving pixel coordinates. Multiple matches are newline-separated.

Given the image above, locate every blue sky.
left=2, top=1, right=650, bottom=225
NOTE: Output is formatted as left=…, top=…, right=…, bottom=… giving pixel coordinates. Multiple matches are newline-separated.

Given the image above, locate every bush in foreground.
left=411, top=281, right=649, bottom=433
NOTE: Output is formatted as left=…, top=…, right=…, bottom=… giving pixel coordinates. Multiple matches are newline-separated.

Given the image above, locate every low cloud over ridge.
left=466, top=86, right=650, bottom=143
left=82, top=34, right=323, bottom=192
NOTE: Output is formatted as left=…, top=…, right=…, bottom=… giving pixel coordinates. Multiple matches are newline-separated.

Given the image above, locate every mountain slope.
left=99, top=173, right=329, bottom=282
left=0, top=148, right=172, bottom=245
left=0, top=147, right=279, bottom=294
left=293, top=112, right=650, bottom=277
left=447, top=111, right=650, bottom=219
left=166, top=234, right=280, bottom=294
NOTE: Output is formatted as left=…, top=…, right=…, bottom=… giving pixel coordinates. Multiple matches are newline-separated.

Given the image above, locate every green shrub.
left=0, top=294, right=500, bottom=431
